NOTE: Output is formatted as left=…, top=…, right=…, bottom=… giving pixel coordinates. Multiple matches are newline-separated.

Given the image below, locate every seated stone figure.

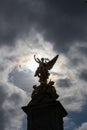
left=31, top=81, right=59, bottom=100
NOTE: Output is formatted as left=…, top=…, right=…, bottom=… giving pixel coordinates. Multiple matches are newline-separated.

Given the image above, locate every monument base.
left=22, top=100, right=67, bottom=130
left=22, top=84, right=67, bottom=130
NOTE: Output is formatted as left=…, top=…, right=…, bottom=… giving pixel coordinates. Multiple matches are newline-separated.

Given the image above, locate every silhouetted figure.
left=34, top=55, right=59, bottom=83
left=22, top=54, right=68, bottom=130
left=34, top=55, right=49, bottom=83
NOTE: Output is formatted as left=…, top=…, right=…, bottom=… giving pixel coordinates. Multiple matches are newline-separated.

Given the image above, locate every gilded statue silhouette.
left=22, top=54, right=68, bottom=130
left=34, top=55, right=59, bottom=84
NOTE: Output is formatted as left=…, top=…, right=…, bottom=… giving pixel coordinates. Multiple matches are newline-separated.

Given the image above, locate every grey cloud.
left=0, top=107, right=7, bottom=130
left=67, top=55, right=84, bottom=68
left=78, top=46, right=87, bottom=56
left=0, top=84, right=8, bottom=107
left=0, top=85, right=14, bottom=130
left=0, top=83, right=28, bottom=130
left=8, top=67, right=37, bottom=92
left=4, top=56, right=17, bottom=62
left=63, top=96, right=76, bottom=105
left=8, top=93, right=22, bottom=104
left=57, top=78, right=72, bottom=88
left=64, top=117, right=76, bottom=130
left=38, top=0, right=87, bottom=52
left=0, top=64, right=5, bottom=71
left=79, top=69, right=87, bottom=82
left=66, top=44, right=87, bottom=68
left=70, top=58, right=82, bottom=66
left=76, top=122, right=87, bottom=130
left=0, top=0, right=87, bottom=52
left=0, top=0, right=45, bottom=46
left=61, top=94, right=86, bottom=112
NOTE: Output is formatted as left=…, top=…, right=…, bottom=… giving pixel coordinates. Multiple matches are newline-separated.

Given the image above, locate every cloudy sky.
left=0, top=0, right=87, bottom=130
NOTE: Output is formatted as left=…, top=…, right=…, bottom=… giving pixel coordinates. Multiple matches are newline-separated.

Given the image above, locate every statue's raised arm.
left=34, top=55, right=40, bottom=63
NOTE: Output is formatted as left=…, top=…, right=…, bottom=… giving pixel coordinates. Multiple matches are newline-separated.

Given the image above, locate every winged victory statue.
left=34, top=54, right=59, bottom=84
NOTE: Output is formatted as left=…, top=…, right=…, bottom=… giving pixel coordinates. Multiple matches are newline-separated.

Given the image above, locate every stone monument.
left=22, top=55, right=68, bottom=130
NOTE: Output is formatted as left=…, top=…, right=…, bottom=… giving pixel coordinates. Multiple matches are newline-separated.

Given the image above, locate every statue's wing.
left=46, top=55, right=59, bottom=70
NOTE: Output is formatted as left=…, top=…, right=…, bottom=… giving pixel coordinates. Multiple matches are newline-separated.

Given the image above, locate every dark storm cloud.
left=42, top=0, right=87, bottom=52
left=0, top=0, right=87, bottom=52
left=78, top=46, right=87, bottom=56
left=0, top=0, right=45, bottom=46
left=79, top=69, right=87, bottom=82
left=57, top=78, right=72, bottom=88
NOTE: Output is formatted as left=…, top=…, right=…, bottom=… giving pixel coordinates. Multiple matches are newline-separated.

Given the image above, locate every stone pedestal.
left=22, top=84, right=67, bottom=130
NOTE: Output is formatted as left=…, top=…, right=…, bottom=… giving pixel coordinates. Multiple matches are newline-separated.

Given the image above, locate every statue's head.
left=41, top=58, right=44, bottom=62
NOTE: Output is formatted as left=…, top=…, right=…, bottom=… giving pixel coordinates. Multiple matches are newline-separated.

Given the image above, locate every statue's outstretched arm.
left=34, top=55, right=40, bottom=63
